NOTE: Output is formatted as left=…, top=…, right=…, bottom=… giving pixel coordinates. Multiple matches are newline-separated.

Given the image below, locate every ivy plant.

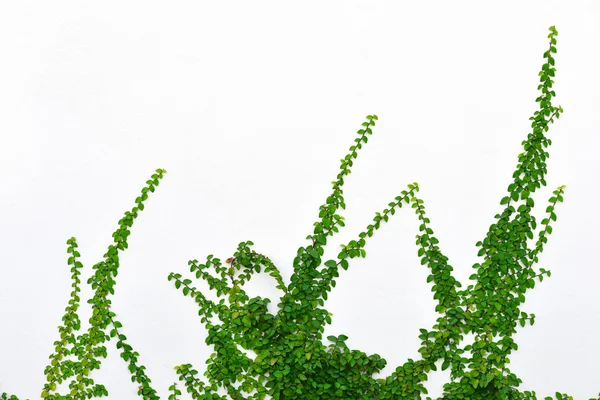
left=2, top=26, right=598, bottom=400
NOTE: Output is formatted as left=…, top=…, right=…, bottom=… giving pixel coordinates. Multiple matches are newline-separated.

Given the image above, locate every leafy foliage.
left=2, top=26, right=598, bottom=400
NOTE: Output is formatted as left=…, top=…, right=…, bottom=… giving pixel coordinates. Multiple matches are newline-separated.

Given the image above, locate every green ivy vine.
left=2, top=26, right=598, bottom=400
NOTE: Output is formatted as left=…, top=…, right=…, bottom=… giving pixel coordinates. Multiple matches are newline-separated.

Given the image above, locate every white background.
left=1, top=1, right=599, bottom=399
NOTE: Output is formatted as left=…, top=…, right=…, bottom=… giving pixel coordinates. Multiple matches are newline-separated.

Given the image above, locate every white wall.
left=1, top=1, right=599, bottom=398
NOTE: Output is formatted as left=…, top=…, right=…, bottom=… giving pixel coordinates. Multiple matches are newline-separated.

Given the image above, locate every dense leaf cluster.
left=3, top=26, right=598, bottom=400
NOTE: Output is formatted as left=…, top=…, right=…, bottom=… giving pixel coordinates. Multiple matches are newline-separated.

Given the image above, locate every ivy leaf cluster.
left=3, top=170, right=166, bottom=400
left=3, top=26, right=600, bottom=400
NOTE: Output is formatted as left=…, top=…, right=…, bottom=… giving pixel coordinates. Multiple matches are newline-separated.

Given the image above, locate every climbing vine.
left=2, top=26, right=598, bottom=400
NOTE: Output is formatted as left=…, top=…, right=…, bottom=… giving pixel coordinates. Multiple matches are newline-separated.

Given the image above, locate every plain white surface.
left=1, top=1, right=599, bottom=398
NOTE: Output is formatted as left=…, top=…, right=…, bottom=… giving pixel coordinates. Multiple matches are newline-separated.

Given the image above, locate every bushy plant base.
left=2, top=26, right=598, bottom=400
